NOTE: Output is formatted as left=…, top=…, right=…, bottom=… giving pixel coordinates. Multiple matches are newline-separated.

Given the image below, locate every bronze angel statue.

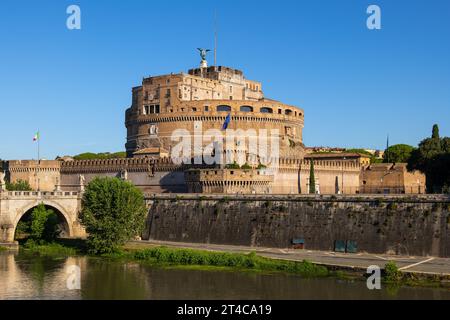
left=197, top=48, right=211, bottom=61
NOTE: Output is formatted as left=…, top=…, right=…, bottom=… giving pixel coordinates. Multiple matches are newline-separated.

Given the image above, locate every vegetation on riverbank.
left=0, top=246, right=7, bottom=252
left=14, top=239, right=449, bottom=288
left=382, top=261, right=448, bottom=288
left=20, top=240, right=79, bottom=256
left=116, top=247, right=330, bottom=278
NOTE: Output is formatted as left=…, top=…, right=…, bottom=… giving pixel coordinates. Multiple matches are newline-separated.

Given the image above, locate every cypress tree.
left=432, top=124, right=440, bottom=139
left=309, top=159, right=316, bottom=194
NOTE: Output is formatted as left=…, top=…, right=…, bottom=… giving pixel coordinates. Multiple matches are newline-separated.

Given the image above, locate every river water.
left=1, top=251, right=449, bottom=300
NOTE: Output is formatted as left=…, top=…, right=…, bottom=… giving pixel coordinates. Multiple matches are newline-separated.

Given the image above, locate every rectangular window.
left=204, top=106, right=209, bottom=111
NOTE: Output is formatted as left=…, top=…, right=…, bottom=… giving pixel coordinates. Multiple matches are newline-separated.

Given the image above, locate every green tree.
left=408, top=124, right=449, bottom=193
left=30, top=204, right=59, bottom=242
left=80, top=177, right=147, bottom=254
left=383, top=144, right=414, bottom=163
left=309, top=159, right=316, bottom=194
left=6, top=179, right=32, bottom=191
left=345, top=149, right=382, bottom=164
left=73, top=152, right=126, bottom=160
left=432, top=124, right=440, bottom=139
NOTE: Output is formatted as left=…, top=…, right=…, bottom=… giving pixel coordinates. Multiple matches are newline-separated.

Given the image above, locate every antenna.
left=214, top=9, right=217, bottom=66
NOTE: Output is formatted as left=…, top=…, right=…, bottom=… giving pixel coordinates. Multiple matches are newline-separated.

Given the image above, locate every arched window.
left=285, top=109, right=293, bottom=116
left=240, top=106, right=253, bottom=112
left=217, top=105, right=232, bottom=112
left=260, top=107, right=273, bottom=114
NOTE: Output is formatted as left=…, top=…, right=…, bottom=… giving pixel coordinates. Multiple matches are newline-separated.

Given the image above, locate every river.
left=1, top=251, right=449, bottom=300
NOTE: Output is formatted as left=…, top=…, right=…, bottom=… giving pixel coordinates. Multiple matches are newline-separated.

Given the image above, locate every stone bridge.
left=0, top=190, right=86, bottom=243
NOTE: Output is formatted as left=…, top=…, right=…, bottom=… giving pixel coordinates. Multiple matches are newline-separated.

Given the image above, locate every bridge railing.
left=2, top=191, right=80, bottom=197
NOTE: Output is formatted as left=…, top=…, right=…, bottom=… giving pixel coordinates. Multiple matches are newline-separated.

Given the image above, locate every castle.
left=0, top=53, right=426, bottom=195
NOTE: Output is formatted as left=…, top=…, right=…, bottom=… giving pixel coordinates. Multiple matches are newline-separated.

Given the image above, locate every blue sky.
left=0, top=0, right=449, bottom=160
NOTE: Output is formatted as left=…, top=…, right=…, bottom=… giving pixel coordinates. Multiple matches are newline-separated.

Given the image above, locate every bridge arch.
left=13, top=200, right=75, bottom=238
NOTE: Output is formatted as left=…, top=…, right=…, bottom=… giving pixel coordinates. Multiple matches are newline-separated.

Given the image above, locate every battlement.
left=185, top=168, right=273, bottom=194
left=276, top=157, right=361, bottom=171
left=61, top=157, right=180, bottom=173
left=6, top=160, right=61, bottom=172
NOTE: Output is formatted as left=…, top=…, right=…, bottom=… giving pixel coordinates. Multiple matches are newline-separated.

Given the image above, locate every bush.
left=80, top=177, right=147, bottom=254
left=384, top=261, right=403, bottom=283
left=6, top=179, right=32, bottom=191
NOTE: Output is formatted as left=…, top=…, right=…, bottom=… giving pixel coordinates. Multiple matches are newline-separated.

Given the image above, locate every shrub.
left=384, top=261, right=403, bottom=283
left=6, top=179, right=32, bottom=191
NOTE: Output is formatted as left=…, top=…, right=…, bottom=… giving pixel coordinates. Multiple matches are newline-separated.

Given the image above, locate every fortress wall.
left=5, top=160, right=61, bottom=192
left=60, top=171, right=187, bottom=193
left=144, top=195, right=450, bottom=258
left=60, top=158, right=188, bottom=193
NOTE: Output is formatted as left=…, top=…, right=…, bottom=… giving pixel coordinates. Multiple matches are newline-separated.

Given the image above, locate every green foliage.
left=408, top=124, right=450, bottom=193
left=73, top=152, right=126, bottom=160
left=256, top=163, right=267, bottom=170
left=345, top=148, right=373, bottom=156
left=384, top=261, right=403, bottom=283
left=130, top=247, right=329, bottom=277
left=241, top=163, right=252, bottom=170
left=225, top=161, right=241, bottom=169
left=22, top=240, right=77, bottom=256
left=309, top=160, right=316, bottom=194
left=383, top=144, right=415, bottom=163
left=345, top=149, right=383, bottom=164
left=15, top=221, right=31, bottom=239
left=6, top=179, right=32, bottom=191
left=432, top=124, right=440, bottom=139
left=80, top=177, right=147, bottom=254
left=30, top=204, right=59, bottom=243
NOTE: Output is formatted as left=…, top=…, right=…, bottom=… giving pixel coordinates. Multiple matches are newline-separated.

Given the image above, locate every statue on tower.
left=197, top=48, right=210, bottom=68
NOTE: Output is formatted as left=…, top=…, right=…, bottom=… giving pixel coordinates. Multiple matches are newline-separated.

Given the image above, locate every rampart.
left=144, top=194, right=450, bottom=258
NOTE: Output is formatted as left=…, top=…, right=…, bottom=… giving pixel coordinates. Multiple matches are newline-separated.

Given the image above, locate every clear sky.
left=0, top=0, right=449, bottom=160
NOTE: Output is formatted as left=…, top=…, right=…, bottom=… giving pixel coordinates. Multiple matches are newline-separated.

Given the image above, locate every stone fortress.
left=1, top=51, right=426, bottom=195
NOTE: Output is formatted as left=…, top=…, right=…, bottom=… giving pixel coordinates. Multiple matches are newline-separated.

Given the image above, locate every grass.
left=105, top=246, right=330, bottom=278
left=0, top=246, right=7, bottom=252
left=20, top=239, right=80, bottom=256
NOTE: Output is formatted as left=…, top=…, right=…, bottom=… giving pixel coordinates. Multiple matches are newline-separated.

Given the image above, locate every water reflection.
left=1, top=252, right=449, bottom=300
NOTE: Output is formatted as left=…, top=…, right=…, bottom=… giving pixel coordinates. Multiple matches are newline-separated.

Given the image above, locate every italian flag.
left=33, top=131, right=40, bottom=142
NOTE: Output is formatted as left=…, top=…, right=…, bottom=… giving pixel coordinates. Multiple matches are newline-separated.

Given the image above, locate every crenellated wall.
left=60, top=158, right=192, bottom=193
